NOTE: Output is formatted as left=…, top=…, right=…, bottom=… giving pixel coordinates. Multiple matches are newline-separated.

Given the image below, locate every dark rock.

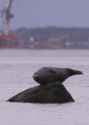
left=8, top=67, right=82, bottom=104
left=33, top=67, right=82, bottom=85
left=8, top=82, right=74, bottom=103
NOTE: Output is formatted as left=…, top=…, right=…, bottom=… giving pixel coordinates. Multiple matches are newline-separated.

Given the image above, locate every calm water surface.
left=0, top=49, right=89, bottom=125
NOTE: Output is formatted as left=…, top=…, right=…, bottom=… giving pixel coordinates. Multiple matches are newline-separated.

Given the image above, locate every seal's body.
left=33, top=67, right=82, bottom=85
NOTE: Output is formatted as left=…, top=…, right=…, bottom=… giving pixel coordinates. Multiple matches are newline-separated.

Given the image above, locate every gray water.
left=0, top=49, right=89, bottom=125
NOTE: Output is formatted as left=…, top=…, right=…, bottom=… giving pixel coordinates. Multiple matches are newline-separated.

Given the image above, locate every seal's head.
left=66, top=68, right=83, bottom=76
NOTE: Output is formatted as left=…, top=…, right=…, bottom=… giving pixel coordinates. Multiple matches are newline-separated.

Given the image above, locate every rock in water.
left=8, top=67, right=82, bottom=104
left=33, top=67, right=82, bottom=85
left=8, top=82, right=74, bottom=103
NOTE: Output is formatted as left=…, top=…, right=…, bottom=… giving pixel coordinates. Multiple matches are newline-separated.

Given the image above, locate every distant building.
left=65, top=40, right=89, bottom=49
left=31, top=38, right=65, bottom=49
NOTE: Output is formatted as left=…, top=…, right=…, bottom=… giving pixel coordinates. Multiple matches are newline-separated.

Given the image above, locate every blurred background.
left=0, top=0, right=89, bottom=49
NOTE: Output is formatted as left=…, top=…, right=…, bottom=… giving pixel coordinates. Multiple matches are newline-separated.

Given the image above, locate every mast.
left=1, top=0, right=14, bottom=35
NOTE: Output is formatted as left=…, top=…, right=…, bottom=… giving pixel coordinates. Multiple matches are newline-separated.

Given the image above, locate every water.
left=0, top=49, right=89, bottom=125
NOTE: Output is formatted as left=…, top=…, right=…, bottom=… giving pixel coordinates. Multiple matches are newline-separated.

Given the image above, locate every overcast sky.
left=0, top=0, right=89, bottom=29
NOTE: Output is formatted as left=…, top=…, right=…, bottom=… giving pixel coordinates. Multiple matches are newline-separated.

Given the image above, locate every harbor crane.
left=0, top=0, right=15, bottom=40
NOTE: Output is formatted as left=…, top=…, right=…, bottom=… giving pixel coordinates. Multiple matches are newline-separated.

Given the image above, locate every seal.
left=33, top=67, right=82, bottom=85
left=8, top=67, right=82, bottom=103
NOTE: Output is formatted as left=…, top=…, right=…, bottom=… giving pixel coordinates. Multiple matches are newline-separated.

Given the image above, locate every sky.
left=0, top=0, right=89, bottom=29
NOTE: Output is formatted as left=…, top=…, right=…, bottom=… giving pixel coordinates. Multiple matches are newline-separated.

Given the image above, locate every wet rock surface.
left=8, top=82, right=74, bottom=103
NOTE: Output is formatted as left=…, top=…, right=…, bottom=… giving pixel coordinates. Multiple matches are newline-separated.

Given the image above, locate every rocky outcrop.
left=8, top=67, right=82, bottom=103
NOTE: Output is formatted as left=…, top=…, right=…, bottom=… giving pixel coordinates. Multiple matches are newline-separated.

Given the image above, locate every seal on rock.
left=8, top=67, right=82, bottom=104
